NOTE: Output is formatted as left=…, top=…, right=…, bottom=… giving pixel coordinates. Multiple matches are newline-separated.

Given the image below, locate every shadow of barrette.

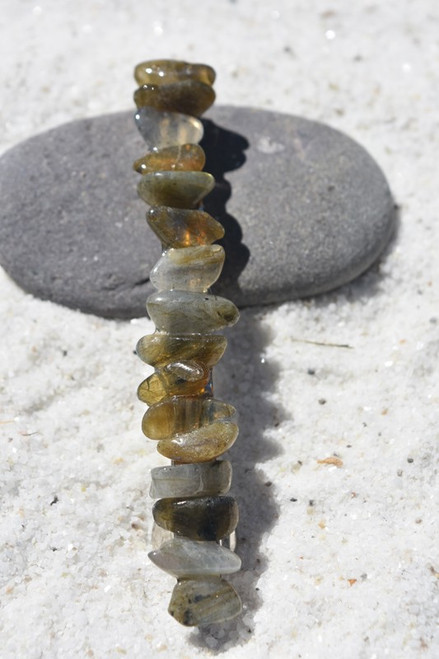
left=201, top=117, right=250, bottom=300
left=187, top=120, right=285, bottom=651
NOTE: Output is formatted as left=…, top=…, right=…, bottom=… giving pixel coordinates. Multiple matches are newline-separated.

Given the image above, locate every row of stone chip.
left=134, top=59, right=216, bottom=117
left=133, top=59, right=242, bottom=627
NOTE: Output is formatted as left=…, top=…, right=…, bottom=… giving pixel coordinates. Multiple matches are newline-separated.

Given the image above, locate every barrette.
left=132, top=59, right=242, bottom=626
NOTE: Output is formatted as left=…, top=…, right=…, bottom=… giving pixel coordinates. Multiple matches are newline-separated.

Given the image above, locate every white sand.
left=1, top=1, right=438, bottom=657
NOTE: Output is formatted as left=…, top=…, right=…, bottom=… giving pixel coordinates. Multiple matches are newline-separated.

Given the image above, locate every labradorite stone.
left=146, top=290, right=239, bottom=333
left=137, top=363, right=211, bottom=405
left=135, top=107, right=203, bottom=149
left=147, top=206, right=225, bottom=248
left=137, top=171, right=215, bottom=208
left=153, top=495, right=239, bottom=541
left=134, top=60, right=216, bottom=87
left=133, top=144, right=205, bottom=174
left=142, top=397, right=236, bottom=440
left=148, top=537, right=241, bottom=577
left=136, top=334, right=227, bottom=368
left=150, top=245, right=225, bottom=292
left=149, top=460, right=232, bottom=498
left=157, top=420, right=239, bottom=463
left=168, top=577, right=242, bottom=626
left=134, top=81, right=215, bottom=116
left=0, top=107, right=395, bottom=319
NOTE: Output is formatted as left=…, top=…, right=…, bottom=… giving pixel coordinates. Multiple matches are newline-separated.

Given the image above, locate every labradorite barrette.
left=132, top=59, right=242, bottom=626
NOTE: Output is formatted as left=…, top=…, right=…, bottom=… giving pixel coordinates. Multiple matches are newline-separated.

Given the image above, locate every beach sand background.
left=1, top=1, right=438, bottom=656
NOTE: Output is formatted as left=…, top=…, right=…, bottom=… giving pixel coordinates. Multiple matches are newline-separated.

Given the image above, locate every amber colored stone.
left=133, top=144, right=205, bottom=175
left=169, top=577, right=242, bottom=626
left=157, top=420, right=239, bottom=463
left=134, top=59, right=215, bottom=86
left=164, top=361, right=206, bottom=381
left=134, top=80, right=215, bottom=116
left=142, top=397, right=235, bottom=440
left=147, top=206, right=224, bottom=248
left=146, top=291, right=239, bottom=334
left=153, top=495, right=239, bottom=541
left=137, top=361, right=211, bottom=405
left=136, top=334, right=227, bottom=368
left=150, top=245, right=225, bottom=292
left=138, top=171, right=215, bottom=209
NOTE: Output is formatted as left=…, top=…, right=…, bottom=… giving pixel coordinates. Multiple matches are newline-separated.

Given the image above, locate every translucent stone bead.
left=168, top=577, right=242, bottom=627
left=147, top=206, right=225, bottom=248
left=157, top=420, right=239, bottom=463
left=134, top=59, right=215, bottom=86
left=164, top=361, right=206, bottom=381
left=142, top=397, right=236, bottom=440
left=148, top=538, right=241, bottom=578
left=133, top=144, right=205, bottom=175
left=151, top=522, right=174, bottom=550
left=150, top=245, right=225, bottom=292
left=137, top=361, right=211, bottom=405
left=136, top=334, right=227, bottom=368
left=149, top=460, right=232, bottom=498
left=146, top=291, right=239, bottom=334
left=137, top=171, right=215, bottom=209
left=134, top=81, right=215, bottom=116
left=153, top=495, right=239, bottom=541
left=135, top=107, right=203, bottom=148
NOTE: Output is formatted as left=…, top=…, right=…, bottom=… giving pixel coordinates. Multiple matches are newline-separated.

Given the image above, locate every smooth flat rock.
left=0, top=107, right=394, bottom=319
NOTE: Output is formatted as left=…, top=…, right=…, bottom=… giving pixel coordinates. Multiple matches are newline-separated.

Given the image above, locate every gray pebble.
left=0, top=107, right=394, bottom=319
